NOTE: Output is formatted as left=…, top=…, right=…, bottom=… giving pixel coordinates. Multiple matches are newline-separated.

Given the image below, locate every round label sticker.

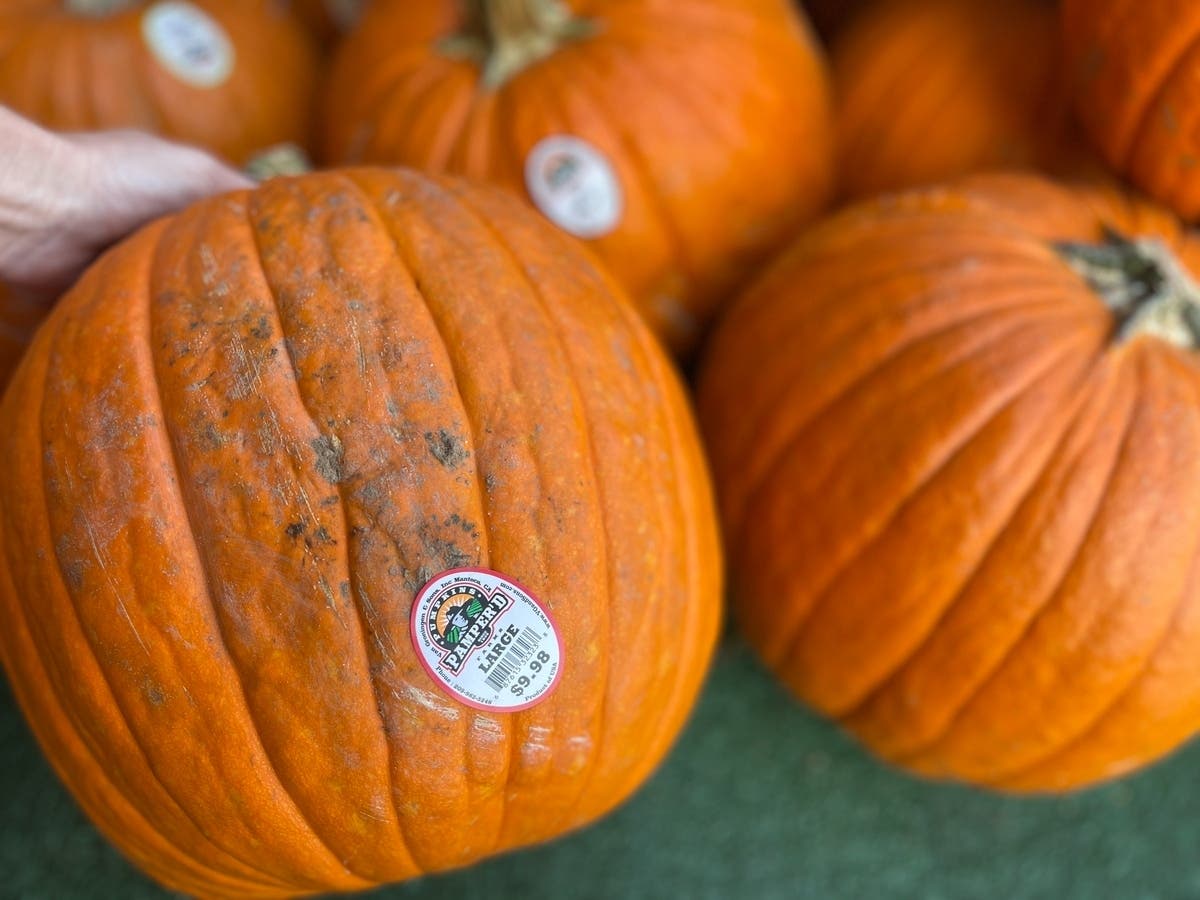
left=525, top=135, right=623, bottom=239
left=142, top=2, right=235, bottom=89
left=410, top=568, right=563, bottom=712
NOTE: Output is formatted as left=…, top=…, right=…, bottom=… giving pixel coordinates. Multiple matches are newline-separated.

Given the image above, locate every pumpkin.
left=1064, top=0, right=1200, bottom=220
left=0, top=168, right=722, bottom=896
left=834, top=0, right=1076, bottom=199
left=0, top=0, right=319, bottom=165
left=321, top=0, right=834, bottom=356
left=699, top=172, right=1200, bottom=792
left=803, top=0, right=867, bottom=41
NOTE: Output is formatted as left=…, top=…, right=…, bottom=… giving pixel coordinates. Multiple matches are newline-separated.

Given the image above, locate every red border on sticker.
left=408, top=567, right=565, bottom=713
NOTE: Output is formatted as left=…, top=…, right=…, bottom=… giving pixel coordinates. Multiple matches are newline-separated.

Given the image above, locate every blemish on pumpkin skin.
left=312, top=434, right=346, bottom=483
left=285, top=522, right=305, bottom=539
left=425, top=429, right=469, bottom=468
left=144, top=682, right=167, bottom=707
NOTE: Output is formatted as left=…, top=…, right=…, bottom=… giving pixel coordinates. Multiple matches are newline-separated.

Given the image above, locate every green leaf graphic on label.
left=466, top=598, right=484, bottom=618
left=447, top=625, right=462, bottom=646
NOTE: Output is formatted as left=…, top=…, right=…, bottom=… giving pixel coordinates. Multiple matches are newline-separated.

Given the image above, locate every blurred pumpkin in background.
left=285, top=0, right=365, bottom=45
left=1064, top=0, right=1200, bottom=221
left=700, top=172, right=1200, bottom=792
left=321, top=0, right=834, bottom=357
left=834, top=0, right=1078, bottom=199
left=0, top=0, right=319, bottom=164
left=0, top=283, right=42, bottom=390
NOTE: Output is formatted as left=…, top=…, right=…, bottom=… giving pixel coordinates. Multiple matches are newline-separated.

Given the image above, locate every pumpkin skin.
left=1064, top=0, right=1200, bottom=220
left=699, top=172, right=1200, bottom=792
left=835, top=0, right=1076, bottom=199
left=0, top=0, right=319, bottom=165
left=0, top=168, right=722, bottom=897
left=320, top=0, right=834, bottom=356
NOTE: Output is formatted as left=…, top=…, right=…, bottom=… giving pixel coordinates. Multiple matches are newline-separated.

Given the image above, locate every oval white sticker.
left=525, top=135, right=623, bottom=239
left=142, top=2, right=235, bottom=89
left=409, top=568, right=563, bottom=712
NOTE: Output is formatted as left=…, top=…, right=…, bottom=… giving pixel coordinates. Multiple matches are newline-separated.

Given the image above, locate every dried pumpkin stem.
left=1056, top=227, right=1200, bottom=348
left=440, top=0, right=595, bottom=89
left=64, top=0, right=138, bottom=16
left=244, top=144, right=313, bottom=182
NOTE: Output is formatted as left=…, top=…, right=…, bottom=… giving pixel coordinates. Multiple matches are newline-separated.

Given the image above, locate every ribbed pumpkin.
left=0, top=168, right=721, bottom=896
left=699, top=172, right=1200, bottom=792
left=321, top=0, right=833, bottom=356
left=1064, top=0, right=1200, bottom=220
left=835, top=0, right=1076, bottom=199
left=0, top=0, right=319, bottom=164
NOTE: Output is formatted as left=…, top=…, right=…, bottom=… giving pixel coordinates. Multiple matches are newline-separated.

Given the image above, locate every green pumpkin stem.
left=440, top=0, right=595, bottom=89
left=1055, top=227, right=1200, bottom=348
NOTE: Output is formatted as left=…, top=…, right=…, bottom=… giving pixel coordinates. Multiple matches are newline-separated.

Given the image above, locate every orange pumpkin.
left=321, top=0, right=834, bottom=356
left=0, top=0, right=319, bottom=164
left=835, top=0, right=1076, bottom=199
left=1064, top=0, right=1200, bottom=220
left=699, top=172, right=1200, bottom=792
left=0, top=168, right=721, bottom=896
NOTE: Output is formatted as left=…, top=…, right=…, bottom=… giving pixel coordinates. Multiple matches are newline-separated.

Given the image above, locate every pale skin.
left=0, top=106, right=252, bottom=301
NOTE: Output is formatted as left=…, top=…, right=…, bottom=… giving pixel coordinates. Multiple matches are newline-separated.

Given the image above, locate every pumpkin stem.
left=63, top=0, right=138, bottom=15
left=1055, top=227, right=1200, bottom=348
left=244, top=144, right=313, bottom=182
left=439, top=0, right=596, bottom=89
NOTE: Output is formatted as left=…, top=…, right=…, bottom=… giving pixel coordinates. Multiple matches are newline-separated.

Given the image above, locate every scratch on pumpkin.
left=84, top=519, right=150, bottom=657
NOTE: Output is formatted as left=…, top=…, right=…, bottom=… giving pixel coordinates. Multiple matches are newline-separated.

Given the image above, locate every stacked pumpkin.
left=5, top=0, right=1200, bottom=896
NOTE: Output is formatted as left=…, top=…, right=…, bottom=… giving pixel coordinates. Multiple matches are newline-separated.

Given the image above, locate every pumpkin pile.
left=4, top=0, right=1200, bottom=895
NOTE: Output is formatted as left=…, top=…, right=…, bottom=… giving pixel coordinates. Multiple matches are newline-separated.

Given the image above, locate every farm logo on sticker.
left=525, top=135, right=623, bottom=239
left=410, top=568, right=563, bottom=712
left=142, top=1, right=235, bottom=88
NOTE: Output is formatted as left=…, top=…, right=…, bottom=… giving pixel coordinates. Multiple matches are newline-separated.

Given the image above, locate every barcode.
left=484, top=628, right=541, bottom=693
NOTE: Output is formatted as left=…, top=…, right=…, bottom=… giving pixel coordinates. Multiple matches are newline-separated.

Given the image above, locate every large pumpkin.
left=1064, top=0, right=1200, bottom=220
left=835, top=0, right=1076, bottom=199
left=321, top=0, right=834, bottom=356
left=699, top=172, right=1200, bottom=792
left=0, top=0, right=319, bottom=164
left=0, top=168, right=721, bottom=896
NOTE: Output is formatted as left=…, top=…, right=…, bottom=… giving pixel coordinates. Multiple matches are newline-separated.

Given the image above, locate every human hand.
left=0, top=108, right=253, bottom=302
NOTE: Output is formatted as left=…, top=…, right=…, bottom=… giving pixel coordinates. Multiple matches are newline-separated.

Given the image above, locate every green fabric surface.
left=3, top=638, right=1199, bottom=899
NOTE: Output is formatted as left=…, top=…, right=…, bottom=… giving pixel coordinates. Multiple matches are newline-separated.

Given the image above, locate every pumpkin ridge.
left=838, top=348, right=1109, bottom=727
left=141, top=225, right=376, bottom=888
left=28, top=312, right=312, bottom=890
left=436, top=182, right=614, bottom=844
left=563, top=50, right=695, bottom=311
left=988, top=532, right=1199, bottom=791
left=778, top=327, right=1104, bottom=705
left=894, top=364, right=1142, bottom=768
left=67, top=239, right=345, bottom=890
left=336, top=171, right=518, bottom=869
left=973, top=349, right=1200, bottom=786
left=0, top=340, right=292, bottom=897
left=341, top=173, right=537, bottom=861
left=241, top=182, right=421, bottom=881
left=345, top=52, right=447, bottom=162
left=1111, top=5, right=1200, bottom=172
left=410, top=62, right=481, bottom=170
left=723, top=269, right=1093, bottom=533
left=730, top=300, right=1084, bottom=601
left=569, top=241, right=721, bottom=820
left=846, top=356, right=1129, bottom=761
left=836, top=7, right=950, bottom=186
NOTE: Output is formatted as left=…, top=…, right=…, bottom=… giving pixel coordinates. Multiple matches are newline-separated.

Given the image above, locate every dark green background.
left=4, top=638, right=1199, bottom=900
